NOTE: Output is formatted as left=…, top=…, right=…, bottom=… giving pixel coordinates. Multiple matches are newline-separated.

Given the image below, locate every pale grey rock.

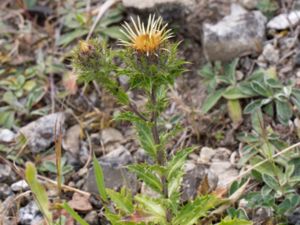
left=84, top=211, right=99, bottom=225
left=0, top=164, right=12, bottom=183
left=101, top=128, right=124, bottom=145
left=0, top=129, right=15, bottom=143
left=62, top=124, right=81, bottom=156
left=0, top=183, right=13, bottom=199
left=295, top=52, right=300, bottom=67
left=199, top=147, right=216, bottom=163
left=203, top=4, right=266, bottom=61
left=181, top=161, right=218, bottom=201
left=213, top=147, right=232, bottom=161
left=239, top=198, right=249, bottom=208
left=288, top=207, right=300, bottom=225
left=267, top=11, right=300, bottom=30
left=122, top=0, right=195, bottom=10
left=209, top=160, right=238, bottom=187
left=239, top=0, right=258, bottom=9
left=79, top=141, right=89, bottom=164
left=18, top=112, right=65, bottom=153
left=262, top=43, right=280, bottom=64
left=1, top=217, right=15, bottom=225
left=11, top=180, right=29, bottom=192
left=255, top=207, right=273, bottom=221
left=133, top=148, right=152, bottom=163
left=236, top=70, right=244, bottom=81
left=100, top=145, right=132, bottom=164
left=86, top=146, right=138, bottom=194
left=75, top=179, right=86, bottom=189
left=19, top=201, right=43, bottom=225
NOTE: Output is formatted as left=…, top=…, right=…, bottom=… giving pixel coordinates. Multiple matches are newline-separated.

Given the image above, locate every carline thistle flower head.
left=119, top=14, right=173, bottom=55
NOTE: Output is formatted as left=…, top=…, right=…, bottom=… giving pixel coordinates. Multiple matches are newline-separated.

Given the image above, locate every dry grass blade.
left=86, top=0, right=121, bottom=40
left=0, top=155, right=91, bottom=197
left=54, top=122, right=63, bottom=197
left=225, top=141, right=300, bottom=187
left=209, top=179, right=250, bottom=216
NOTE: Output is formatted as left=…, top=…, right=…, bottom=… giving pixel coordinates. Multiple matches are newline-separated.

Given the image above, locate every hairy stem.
left=129, top=103, right=148, bottom=121
left=150, top=85, right=171, bottom=223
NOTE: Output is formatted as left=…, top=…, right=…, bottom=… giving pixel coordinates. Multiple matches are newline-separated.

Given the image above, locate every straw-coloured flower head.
left=120, top=15, right=172, bottom=55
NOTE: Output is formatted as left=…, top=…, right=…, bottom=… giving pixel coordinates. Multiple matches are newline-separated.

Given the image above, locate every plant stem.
left=150, top=85, right=166, bottom=166
left=129, top=103, right=148, bottom=121
left=150, top=85, right=171, bottom=223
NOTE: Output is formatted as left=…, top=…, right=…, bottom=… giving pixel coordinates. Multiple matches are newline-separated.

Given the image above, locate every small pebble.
left=0, top=183, right=13, bottom=199
left=101, top=128, right=124, bottom=145
left=0, top=164, right=12, bottom=183
left=199, top=147, right=216, bottom=163
left=262, top=43, right=280, bottom=64
left=11, top=180, right=29, bottom=192
left=0, top=129, right=15, bottom=143
left=295, top=52, right=300, bottom=67
left=19, top=201, right=43, bottom=225
left=84, top=210, right=99, bottom=225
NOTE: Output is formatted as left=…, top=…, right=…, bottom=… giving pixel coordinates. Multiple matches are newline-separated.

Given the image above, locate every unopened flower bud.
left=79, top=40, right=94, bottom=55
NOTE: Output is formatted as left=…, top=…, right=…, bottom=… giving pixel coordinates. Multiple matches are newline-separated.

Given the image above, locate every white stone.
left=199, top=147, right=216, bottom=163
left=11, top=180, right=29, bottom=192
left=18, top=112, right=65, bottom=153
left=101, top=128, right=124, bottom=145
left=267, top=11, right=300, bottom=30
left=240, top=0, right=258, bottom=9
left=203, top=4, right=266, bottom=61
left=210, top=161, right=238, bottom=187
left=122, top=0, right=195, bottom=10
left=262, top=43, right=280, bottom=64
left=0, top=129, right=15, bottom=143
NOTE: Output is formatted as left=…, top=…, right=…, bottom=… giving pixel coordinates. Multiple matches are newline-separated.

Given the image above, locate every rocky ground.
left=1, top=0, right=300, bottom=224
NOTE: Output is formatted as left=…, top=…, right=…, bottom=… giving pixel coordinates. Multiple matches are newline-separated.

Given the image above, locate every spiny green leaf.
left=106, top=188, right=133, bottom=214
left=173, top=195, right=220, bottom=225
left=128, top=164, right=162, bottom=194
left=167, top=147, right=194, bottom=181
left=104, top=208, right=123, bottom=225
left=134, top=121, right=157, bottom=159
left=135, top=194, right=166, bottom=223
left=168, top=169, right=183, bottom=203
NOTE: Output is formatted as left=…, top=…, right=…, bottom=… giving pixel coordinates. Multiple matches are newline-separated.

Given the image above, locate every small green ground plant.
left=200, top=60, right=300, bottom=223
left=200, top=62, right=300, bottom=125
left=25, top=15, right=252, bottom=225
left=238, top=110, right=300, bottom=223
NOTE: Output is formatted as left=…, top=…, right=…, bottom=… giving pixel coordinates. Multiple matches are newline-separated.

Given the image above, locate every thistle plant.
left=22, top=15, right=254, bottom=225
left=72, top=15, right=223, bottom=224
